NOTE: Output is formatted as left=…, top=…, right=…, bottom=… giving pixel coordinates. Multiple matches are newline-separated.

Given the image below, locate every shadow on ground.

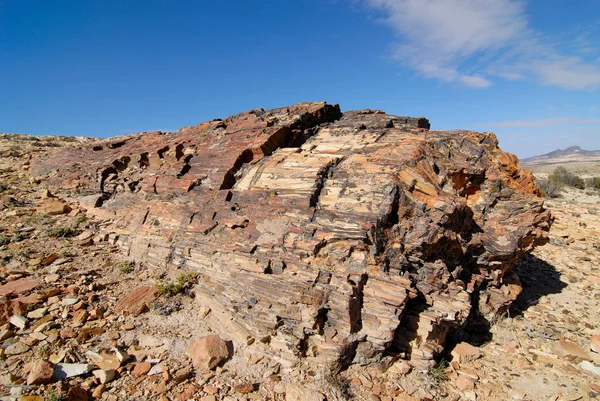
left=509, top=254, right=568, bottom=316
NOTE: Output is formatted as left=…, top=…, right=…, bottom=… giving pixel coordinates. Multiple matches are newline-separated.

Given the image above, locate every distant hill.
left=521, top=146, right=600, bottom=166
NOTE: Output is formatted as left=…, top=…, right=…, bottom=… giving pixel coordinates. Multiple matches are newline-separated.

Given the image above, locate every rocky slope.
left=3, top=103, right=594, bottom=401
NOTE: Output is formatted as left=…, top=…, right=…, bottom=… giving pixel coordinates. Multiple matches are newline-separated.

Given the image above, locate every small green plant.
left=156, top=271, right=198, bottom=297
left=47, top=226, right=77, bottom=238
left=0, top=236, right=9, bottom=246
left=426, top=360, right=449, bottom=388
left=120, top=261, right=134, bottom=274
left=47, top=391, right=65, bottom=401
left=74, top=214, right=87, bottom=226
left=11, top=232, right=26, bottom=242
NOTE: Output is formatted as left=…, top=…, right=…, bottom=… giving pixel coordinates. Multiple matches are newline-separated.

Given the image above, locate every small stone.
left=66, top=385, right=88, bottom=401
left=61, top=298, right=79, bottom=306
left=177, top=384, right=196, bottom=401
left=234, top=382, right=255, bottom=393
left=454, top=376, right=476, bottom=390
left=132, top=361, right=152, bottom=376
left=285, top=383, right=325, bottom=401
left=45, top=274, right=60, bottom=283
left=200, top=396, right=217, bottom=401
left=9, top=314, right=28, bottom=329
left=198, top=305, right=211, bottom=318
left=92, top=369, right=116, bottom=384
left=579, top=360, right=600, bottom=378
left=148, top=364, right=166, bottom=376
left=451, top=342, right=483, bottom=364
left=5, top=341, right=30, bottom=355
left=188, top=335, right=231, bottom=370
left=91, top=383, right=106, bottom=399
left=86, top=351, right=122, bottom=370
left=26, top=360, right=54, bottom=385
left=591, top=335, right=600, bottom=354
left=52, top=363, right=94, bottom=380
left=27, top=307, right=48, bottom=319
left=555, top=340, right=592, bottom=361
left=203, top=386, right=219, bottom=395
left=115, top=286, right=159, bottom=315
left=123, top=322, right=135, bottom=330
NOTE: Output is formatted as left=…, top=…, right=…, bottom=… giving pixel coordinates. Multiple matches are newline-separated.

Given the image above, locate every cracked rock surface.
left=28, top=102, right=551, bottom=372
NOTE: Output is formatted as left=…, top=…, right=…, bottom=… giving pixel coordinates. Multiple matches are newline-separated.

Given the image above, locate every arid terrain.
left=1, top=114, right=599, bottom=401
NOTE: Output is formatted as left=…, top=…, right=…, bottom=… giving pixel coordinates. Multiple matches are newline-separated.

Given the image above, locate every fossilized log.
left=30, top=102, right=551, bottom=369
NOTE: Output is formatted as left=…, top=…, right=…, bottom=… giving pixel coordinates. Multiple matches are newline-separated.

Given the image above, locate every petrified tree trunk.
left=30, top=102, right=551, bottom=370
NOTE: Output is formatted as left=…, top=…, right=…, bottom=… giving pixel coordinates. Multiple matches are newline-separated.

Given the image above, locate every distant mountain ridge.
left=521, top=146, right=600, bottom=166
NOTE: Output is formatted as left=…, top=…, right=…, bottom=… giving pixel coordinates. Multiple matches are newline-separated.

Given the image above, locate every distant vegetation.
left=536, top=166, right=597, bottom=198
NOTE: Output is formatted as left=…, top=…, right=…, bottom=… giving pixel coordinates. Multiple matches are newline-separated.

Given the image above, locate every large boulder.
left=30, top=102, right=551, bottom=370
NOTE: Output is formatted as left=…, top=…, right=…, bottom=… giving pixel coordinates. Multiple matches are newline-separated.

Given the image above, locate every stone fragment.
left=0, top=278, right=42, bottom=296
left=86, top=351, right=122, bottom=370
left=285, top=383, right=325, bottom=401
left=591, top=335, right=600, bottom=354
left=554, top=340, right=591, bottom=361
left=40, top=199, right=71, bottom=215
left=579, top=361, right=600, bottom=378
left=92, top=369, right=116, bottom=384
left=53, top=363, right=94, bottom=380
left=26, top=360, right=54, bottom=385
left=5, top=341, right=30, bottom=355
left=451, top=342, right=483, bottom=364
left=9, top=314, right=28, bottom=329
left=132, top=361, right=152, bottom=376
left=234, top=382, right=256, bottom=393
left=66, top=385, right=88, bottom=401
left=188, top=335, right=231, bottom=370
left=115, top=286, right=159, bottom=315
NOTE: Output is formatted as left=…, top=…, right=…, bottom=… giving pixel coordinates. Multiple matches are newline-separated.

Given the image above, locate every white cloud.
left=364, top=0, right=600, bottom=90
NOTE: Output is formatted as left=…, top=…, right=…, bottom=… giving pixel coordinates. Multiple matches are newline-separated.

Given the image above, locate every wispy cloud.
left=483, top=116, right=600, bottom=129
left=364, top=0, right=600, bottom=89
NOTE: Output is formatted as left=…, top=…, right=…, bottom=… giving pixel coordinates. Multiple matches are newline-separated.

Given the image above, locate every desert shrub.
left=47, top=226, right=77, bottom=238
left=536, top=178, right=562, bottom=198
left=156, top=271, right=198, bottom=297
left=586, top=177, right=600, bottom=190
left=0, top=236, right=9, bottom=246
left=120, top=261, right=134, bottom=274
left=548, top=166, right=585, bottom=189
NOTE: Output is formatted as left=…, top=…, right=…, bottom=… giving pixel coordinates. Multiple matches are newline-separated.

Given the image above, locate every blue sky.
left=1, top=0, right=599, bottom=158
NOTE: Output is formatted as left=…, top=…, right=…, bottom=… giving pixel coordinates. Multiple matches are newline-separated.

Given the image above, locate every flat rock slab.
left=0, top=278, right=43, bottom=296
left=114, top=286, right=159, bottom=315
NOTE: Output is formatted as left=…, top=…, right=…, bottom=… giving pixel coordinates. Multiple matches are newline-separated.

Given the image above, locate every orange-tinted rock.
left=30, top=102, right=551, bottom=369
left=114, top=286, right=159, bottom=315
left=26, top=360, right=54, bottom=385
left=0, top=278, right=43, bottom=297
left=188, top=335, right=230, bottom=370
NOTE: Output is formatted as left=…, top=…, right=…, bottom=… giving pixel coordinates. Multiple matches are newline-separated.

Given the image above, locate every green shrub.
left=0, top=236, right=9, bottom=246
left=120, top=261, right=134, bottom=274
left=548, top=166, right=585, bottom=189
left=47, top=391, right=65, bottom=401
left=156, top=271, right=197, bottom=297
left=586, top=177, right=600, bottom=190
left=47, top=226, right=77, bottom=238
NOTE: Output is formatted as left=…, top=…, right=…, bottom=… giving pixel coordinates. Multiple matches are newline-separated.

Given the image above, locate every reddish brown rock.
left=30, top=102, right=551, bottom=370
left=0, top=278, right=43, bottom=297
left=132, top=361, right=152, bottom=376
left=188, top=335, right=230, bottom=370
left=26, top=360, right=54, bottom=385
left=114, top=286, right=159, bottom=315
